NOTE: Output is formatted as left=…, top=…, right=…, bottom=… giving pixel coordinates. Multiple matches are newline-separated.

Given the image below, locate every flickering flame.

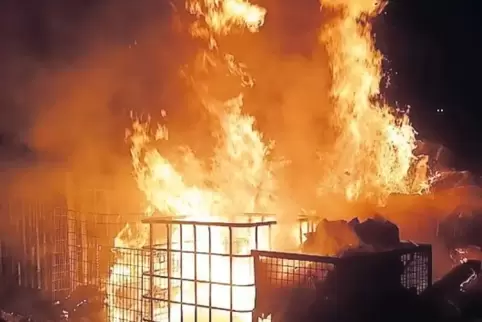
left=106, top=0, right=430, bottom=320
left=106, top=0, right=274, bottom=316
left=107, top=100, right=275, bottom=321
left=186, top=0, right=266, bottom=38
left=316, top=0, right=426, bottom=203
left=108, top=63, right=276, bottom=322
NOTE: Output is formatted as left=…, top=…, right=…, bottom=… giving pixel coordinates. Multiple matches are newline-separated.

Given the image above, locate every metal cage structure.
left=0, top=194, right=434, bottom=322
left=141, top=215, right=276, bottom=322
left=251, top=243, right=432, bottom=321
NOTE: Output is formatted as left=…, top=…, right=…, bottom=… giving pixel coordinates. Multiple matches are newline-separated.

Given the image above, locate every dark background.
left=0, top=0, right=480, bottom=172
left=375, top=0, right=482, bottom=172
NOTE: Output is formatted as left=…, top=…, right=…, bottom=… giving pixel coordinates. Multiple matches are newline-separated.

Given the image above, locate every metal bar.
left=180, top=224, right=184, bottom=322
left=149, top=222, right=154, bottom=322
left=141, top=296, right=253, bottom=313
left=142, top=217, right=276, bottom=228
left=252, top=226, right=259, bottom=322
left=142, top=248, right=252, bottom=258
left=427, top=245, right=433, bottom=286
left=208, top=226, right=212, bottom=322
left=194, top=224, right=198, bottom=322
left=27, top=203, right=33, bottom=290
left=21, top=202, right=26, bottom=288
left=255, top=226, right=259, bottom=250
left=299, top=220, right=303, bottom=245
left=252, top=253, right=260, bottom=322
left=229, top=226, right=233, bottom=322
left=81, top=211, right=87, bottom=285
left=268, top=224, right=272, bottom=250
left=35, top=203, right=41, bottom=290
left=41, top=205, right=48, bottom=292
left=251, top=249, right=340, bottom=264
left=144, top=274, right=252, bottom=287
left=167, top=223, right=172, bottom=322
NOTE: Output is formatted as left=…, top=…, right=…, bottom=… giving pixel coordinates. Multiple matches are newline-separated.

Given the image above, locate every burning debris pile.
left=301, top=216, right=401, bottom=256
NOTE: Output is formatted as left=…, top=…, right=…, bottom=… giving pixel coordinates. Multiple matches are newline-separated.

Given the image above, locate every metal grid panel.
left=399, top=245, right=432, bottom=294
left=252, top=251, right=337, bottom=320
left=252, top=244, right=432, bottom=320
left=0, top=200, right=70, bottom=302
left=68, top=210, right=149, bottom=322
left=142, top=216, right=275, bottom=322
left=108, top=247, right=150, bottom=322
left=254, top=252, right=337, bottom=289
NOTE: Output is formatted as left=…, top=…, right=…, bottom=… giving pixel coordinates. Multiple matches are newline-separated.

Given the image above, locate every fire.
left=317, top=0, right=427, bottom=202
left=105, top=1, right=275, bottom=318
left=186, top=0, right=266, bottom=39
left=107, top=95, right=276, bottom=319
left=106, top=0, right=430, bottom=320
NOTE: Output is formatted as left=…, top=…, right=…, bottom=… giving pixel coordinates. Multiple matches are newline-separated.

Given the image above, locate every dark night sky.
left=376, top=0, right=482, bottom=171
left=0, top=0, right=481, bottom=172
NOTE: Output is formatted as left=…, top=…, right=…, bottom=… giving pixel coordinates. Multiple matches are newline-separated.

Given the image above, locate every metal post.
left=229, top=227, right=233, bottom=322
left=194, top=224, right=198, bottom=321
left=208, top=226, right=212, bottom=322
left=149, top=223, right=154, bottom=322
left=167, top=223, right=172, bottom=322
left=255, top=226, right=259, bottom=250
left=299, top=220, right=303, bottom=245
left=180, top=224, right=184, bottom=322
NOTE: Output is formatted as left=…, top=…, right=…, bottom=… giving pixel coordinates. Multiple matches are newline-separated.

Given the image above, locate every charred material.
left=301, top=216, right=403, bottom=256
left=420, top=260, right=482, bottom=322
left=301, top=218, right=359, bottom=255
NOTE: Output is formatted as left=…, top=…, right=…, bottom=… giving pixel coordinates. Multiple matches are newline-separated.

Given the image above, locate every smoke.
left=0, top=0, right=195, bottom=208
left=0, top=0, right=395, bottom=213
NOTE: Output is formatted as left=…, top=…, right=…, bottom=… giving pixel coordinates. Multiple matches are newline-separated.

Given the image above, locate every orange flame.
left=106, top=0, right=276, bottom=318
left=316, top=0, right=427, bottom=203
left=187, top=0, right=266, bottom=39
left=106, top=0, right=430, bottom=320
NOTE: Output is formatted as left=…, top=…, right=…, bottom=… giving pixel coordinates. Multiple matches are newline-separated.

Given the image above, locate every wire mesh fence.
left=68, top=210, right=149, bottom=322
left=0, top=196, right=148, bottom=320
left=0, top=200, right=70, bottom=301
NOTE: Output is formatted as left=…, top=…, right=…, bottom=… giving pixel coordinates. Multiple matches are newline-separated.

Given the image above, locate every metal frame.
left=142, top=215, right=276, bottom=322
left=251, top=243, right=432, bottom=320
left=0, top=200, right=70, bottom=302
left=67, top=210, right=148, bottom=321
